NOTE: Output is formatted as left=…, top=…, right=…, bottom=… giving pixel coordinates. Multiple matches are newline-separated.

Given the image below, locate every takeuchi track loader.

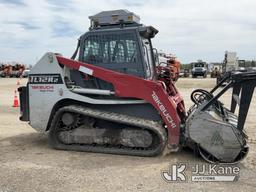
left=19, top=10, right=256, bottom=163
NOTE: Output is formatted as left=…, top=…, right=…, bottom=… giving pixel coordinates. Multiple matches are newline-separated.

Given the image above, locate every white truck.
left=191, top=60, right=207, bottom=78
left=217, top=51, right=244, bottom=84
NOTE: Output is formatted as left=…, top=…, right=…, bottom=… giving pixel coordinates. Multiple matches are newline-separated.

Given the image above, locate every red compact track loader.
left=19, top=10, right=256, bottom=163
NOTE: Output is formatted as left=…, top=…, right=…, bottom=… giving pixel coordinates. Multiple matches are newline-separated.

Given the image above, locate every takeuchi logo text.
left=152, top=91, right=176, bottom=128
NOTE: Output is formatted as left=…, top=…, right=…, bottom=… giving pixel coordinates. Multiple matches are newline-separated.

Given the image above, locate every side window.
left=142, top=38, right=153, bottom=77
left=82, top=33, right=138, bottom=64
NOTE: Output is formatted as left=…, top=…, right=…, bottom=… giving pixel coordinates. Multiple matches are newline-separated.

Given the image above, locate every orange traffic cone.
left=12, top=90, right=19, bottom=107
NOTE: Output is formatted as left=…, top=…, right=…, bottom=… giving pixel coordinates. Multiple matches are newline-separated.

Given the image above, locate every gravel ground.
left=0, top=77, right=256, bottom=192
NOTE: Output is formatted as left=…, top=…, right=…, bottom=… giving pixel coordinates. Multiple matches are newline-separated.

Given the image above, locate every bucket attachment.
left=185, top=71, right=256, bottom=163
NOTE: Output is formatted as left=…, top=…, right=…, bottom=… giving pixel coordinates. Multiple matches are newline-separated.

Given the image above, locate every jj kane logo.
left=162, top=163, right=187, bottom=182
left=162, top=163, right=240, bottom=182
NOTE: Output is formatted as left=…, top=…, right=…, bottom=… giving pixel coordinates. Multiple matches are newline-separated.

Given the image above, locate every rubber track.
left=49, top=105, right=168, bottom=157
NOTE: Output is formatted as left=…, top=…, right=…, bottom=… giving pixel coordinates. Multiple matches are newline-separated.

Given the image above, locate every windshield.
left=194, top=63, right=205, bottom=68
left=82, top=33, right=138, bottom=64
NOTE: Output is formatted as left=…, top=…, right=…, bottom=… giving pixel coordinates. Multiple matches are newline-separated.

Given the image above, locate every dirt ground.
left=0, top=77, right=256, bottom=192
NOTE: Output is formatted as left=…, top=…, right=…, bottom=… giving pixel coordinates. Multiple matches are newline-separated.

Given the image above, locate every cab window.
left=82, top=33, right=138, bottom=64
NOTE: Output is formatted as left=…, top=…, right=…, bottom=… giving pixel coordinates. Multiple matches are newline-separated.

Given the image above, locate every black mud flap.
left=18, top=86, right=29, bottom=121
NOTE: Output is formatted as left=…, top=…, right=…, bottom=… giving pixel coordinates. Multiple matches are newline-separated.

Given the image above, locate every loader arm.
left=56, top=55, right=186, bottom=148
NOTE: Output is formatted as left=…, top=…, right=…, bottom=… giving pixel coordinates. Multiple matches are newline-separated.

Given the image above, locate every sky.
left=0, top=0, right=256, bottom=65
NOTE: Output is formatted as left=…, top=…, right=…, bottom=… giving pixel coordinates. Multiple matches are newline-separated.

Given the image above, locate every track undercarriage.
left=49, top=105, right=167, bottom=156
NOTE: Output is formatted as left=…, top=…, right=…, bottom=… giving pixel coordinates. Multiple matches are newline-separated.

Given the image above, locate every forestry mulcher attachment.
left=19, top=10, right=256, bottom=163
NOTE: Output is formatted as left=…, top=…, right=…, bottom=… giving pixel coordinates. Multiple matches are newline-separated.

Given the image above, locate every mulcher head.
left=185, top=71, right=256, bottom=163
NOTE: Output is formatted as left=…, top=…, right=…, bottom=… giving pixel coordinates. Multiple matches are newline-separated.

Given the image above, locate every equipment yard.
left=1, top=77, right=256, bottom=192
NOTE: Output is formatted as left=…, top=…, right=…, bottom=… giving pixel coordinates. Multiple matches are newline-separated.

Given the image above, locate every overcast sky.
left=0, top=0, right=256, bottom=64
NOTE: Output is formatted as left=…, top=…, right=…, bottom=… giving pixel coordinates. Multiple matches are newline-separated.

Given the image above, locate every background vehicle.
left=183, top=68, right=190, bottom=77
left=11, top=64, right=25, bottom=78
left=1, top=64, right=12, bottom=77
left=210, top=67, right=221, bottom=78
left=19, top=10, right=256, bottom=164
left=216, top=51, right=250, bottom=84
left=156, top=53, right=181, bottom=82
left=191, top=60, right=207, bottom=78
left=0, top=64, right=3, bottom=77
left=0, top=63, right=26, bottom=78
